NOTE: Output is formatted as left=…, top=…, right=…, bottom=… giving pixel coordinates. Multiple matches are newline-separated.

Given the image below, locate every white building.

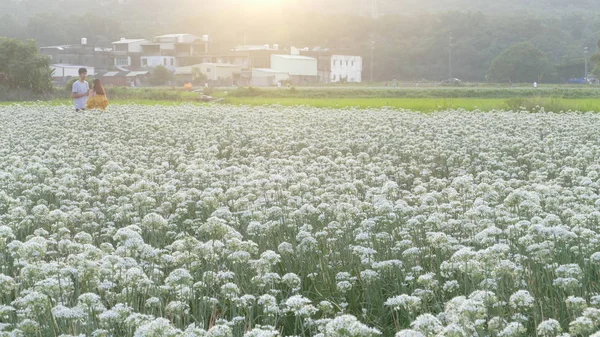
left=251, top=68, right=290, bottom=87
left=50, top=64, right=95, bottom=82
left=331, top=55, right=362, bottom=83
left=198, top=63, right=242, bottom=81
left=154, top=33, right=199, bottom=44
left=111, top=34, right=209, bottom=71
left=270, top=54, right=317, bottom=83
left=141, top=56, right=178, bottom=70
left=233, top=44, right=280, bottom=52
left=140, top=34, right=210, bottom=70
left=111, top=38, right=148, bottom=68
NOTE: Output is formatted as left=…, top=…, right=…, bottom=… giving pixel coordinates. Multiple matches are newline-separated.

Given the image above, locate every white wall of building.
left=270, top=55, right=317, bottom=76
left=126, top=40, right=146, bottom=53
left=200, top=63, right=242, bottom=81
left=331, top=55, right=362, bottom=83
left=155, top=34, right=197, bottom=43
left=252, top=68, right=290, bottom=84
left=142, top=56, right=177, bottom=70
left=112, top=39, right=147, bottom=53
left=50, top=65, right=95, bottom=78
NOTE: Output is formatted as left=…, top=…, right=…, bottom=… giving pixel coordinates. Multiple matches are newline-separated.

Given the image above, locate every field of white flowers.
left=1, top=104, right=600, bottom=337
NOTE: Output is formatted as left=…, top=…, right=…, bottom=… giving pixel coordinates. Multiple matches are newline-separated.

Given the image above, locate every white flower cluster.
left=1, top=104, right=600, bottom=336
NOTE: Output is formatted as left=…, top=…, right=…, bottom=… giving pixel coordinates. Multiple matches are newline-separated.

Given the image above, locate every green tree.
left=191, top=67, right=207, bottom=85
left=556, top=58, right=585, bottom=82
left=0, top=38, right=53, bottom=93
left=488, top=42, right=554, bottom=83
left=149, top=65, right=173, bottom=86
left=589, top=40, right=600, bottom=79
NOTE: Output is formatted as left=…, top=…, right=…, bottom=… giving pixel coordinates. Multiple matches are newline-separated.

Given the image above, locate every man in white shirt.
left=72, top=68, right=89, bottom=112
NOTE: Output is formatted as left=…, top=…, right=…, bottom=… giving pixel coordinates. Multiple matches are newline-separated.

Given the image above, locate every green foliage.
left=589, top=52, right=600, bottom=79
left=229, top=87, right=264, bottom=97
left=203, top=86, right=214, bottom=95
left=191, top=68, right=207, bottom=85
left=228, top=86, right=600, bottom=99
left=149, top=66, right=173, bottom=86
left=488, top=42, right=555, bottom=83
left=225, top=96, right=600, bottom=112
left=0, top=38, right=54, bottom=93
left=556, top=59, right=585, bottom=82
left=504, top=97, right=573, bottom=112
left=104, top=87, right=194, bottom=101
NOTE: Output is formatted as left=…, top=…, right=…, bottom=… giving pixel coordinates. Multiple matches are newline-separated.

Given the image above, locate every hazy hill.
left=3, top=0, right=600, bottom=19
left=2, top=0, right=599, bottom=82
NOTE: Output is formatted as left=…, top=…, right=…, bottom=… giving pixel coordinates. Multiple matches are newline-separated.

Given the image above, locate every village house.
left=42, top=33, right=365, bottom=87
left=298, top=47, right=333, bottom=84
left=49, top=64, right=95, bottom=84
left=270, top=54, right=318, bottom=84
left=111, top=34, right=211, bottom=71
left=100, top=71, right=149, bottom=87
left=40, top=38, right=112, bottom=76
left=111, top=38, right=148, bottom=70
left=250, top=68, right=290, bottom=87
left=331, top=55, right=363, bottom=83
left=174, top=63, right=242, bottom=86
left=196, top=44, right=282, bottom=71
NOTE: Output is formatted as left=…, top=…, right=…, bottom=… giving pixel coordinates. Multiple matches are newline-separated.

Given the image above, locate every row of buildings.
left=41, top=34, right=363, bottom=86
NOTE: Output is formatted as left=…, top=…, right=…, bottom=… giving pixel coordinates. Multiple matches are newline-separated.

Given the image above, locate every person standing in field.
left=87, top=79, right=109, bottom=111
left=71, top=68, right=89, bottom=112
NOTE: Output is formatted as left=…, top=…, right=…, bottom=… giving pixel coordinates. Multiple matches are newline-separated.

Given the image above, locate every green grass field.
left=4, top=85, right=600, bottom=112
left=224, top=97, right=600, bottom=112
left=0, top=99, right=207, bottom=107
left=5, top=97, right=600, bottom=112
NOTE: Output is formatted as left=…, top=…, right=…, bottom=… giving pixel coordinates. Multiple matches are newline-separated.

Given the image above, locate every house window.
left=206, top=68, right=211, bottom=72
left=351, top=61, right=354, bottom=67
left=142, top=58, right=147, bottom=67
left=116, top=57, right=128, bottom=66
left=170, top=59, right=174, bottom=66
left=163, top=58, right=167, bottom=65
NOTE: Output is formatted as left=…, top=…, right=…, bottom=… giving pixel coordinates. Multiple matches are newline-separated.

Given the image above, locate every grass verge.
left=223, top=97, right=600, bottom=112
left=3, top=93, right=600, bottom=112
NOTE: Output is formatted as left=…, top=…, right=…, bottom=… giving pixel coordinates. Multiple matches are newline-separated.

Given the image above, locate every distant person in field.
left=87, top=79, right=109, bottom=111
left=71, top=68, right=89, bottom=112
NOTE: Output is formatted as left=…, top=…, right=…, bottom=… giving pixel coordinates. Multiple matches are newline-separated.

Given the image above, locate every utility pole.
left=584, top=46, right=589, bottom=83
left=448, top=32, right=454, bottom=81
left=370, top=40, right=375, bottom=82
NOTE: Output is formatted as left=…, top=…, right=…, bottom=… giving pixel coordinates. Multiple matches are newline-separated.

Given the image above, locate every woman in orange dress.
left=86, top=79, right=109, bottom=111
